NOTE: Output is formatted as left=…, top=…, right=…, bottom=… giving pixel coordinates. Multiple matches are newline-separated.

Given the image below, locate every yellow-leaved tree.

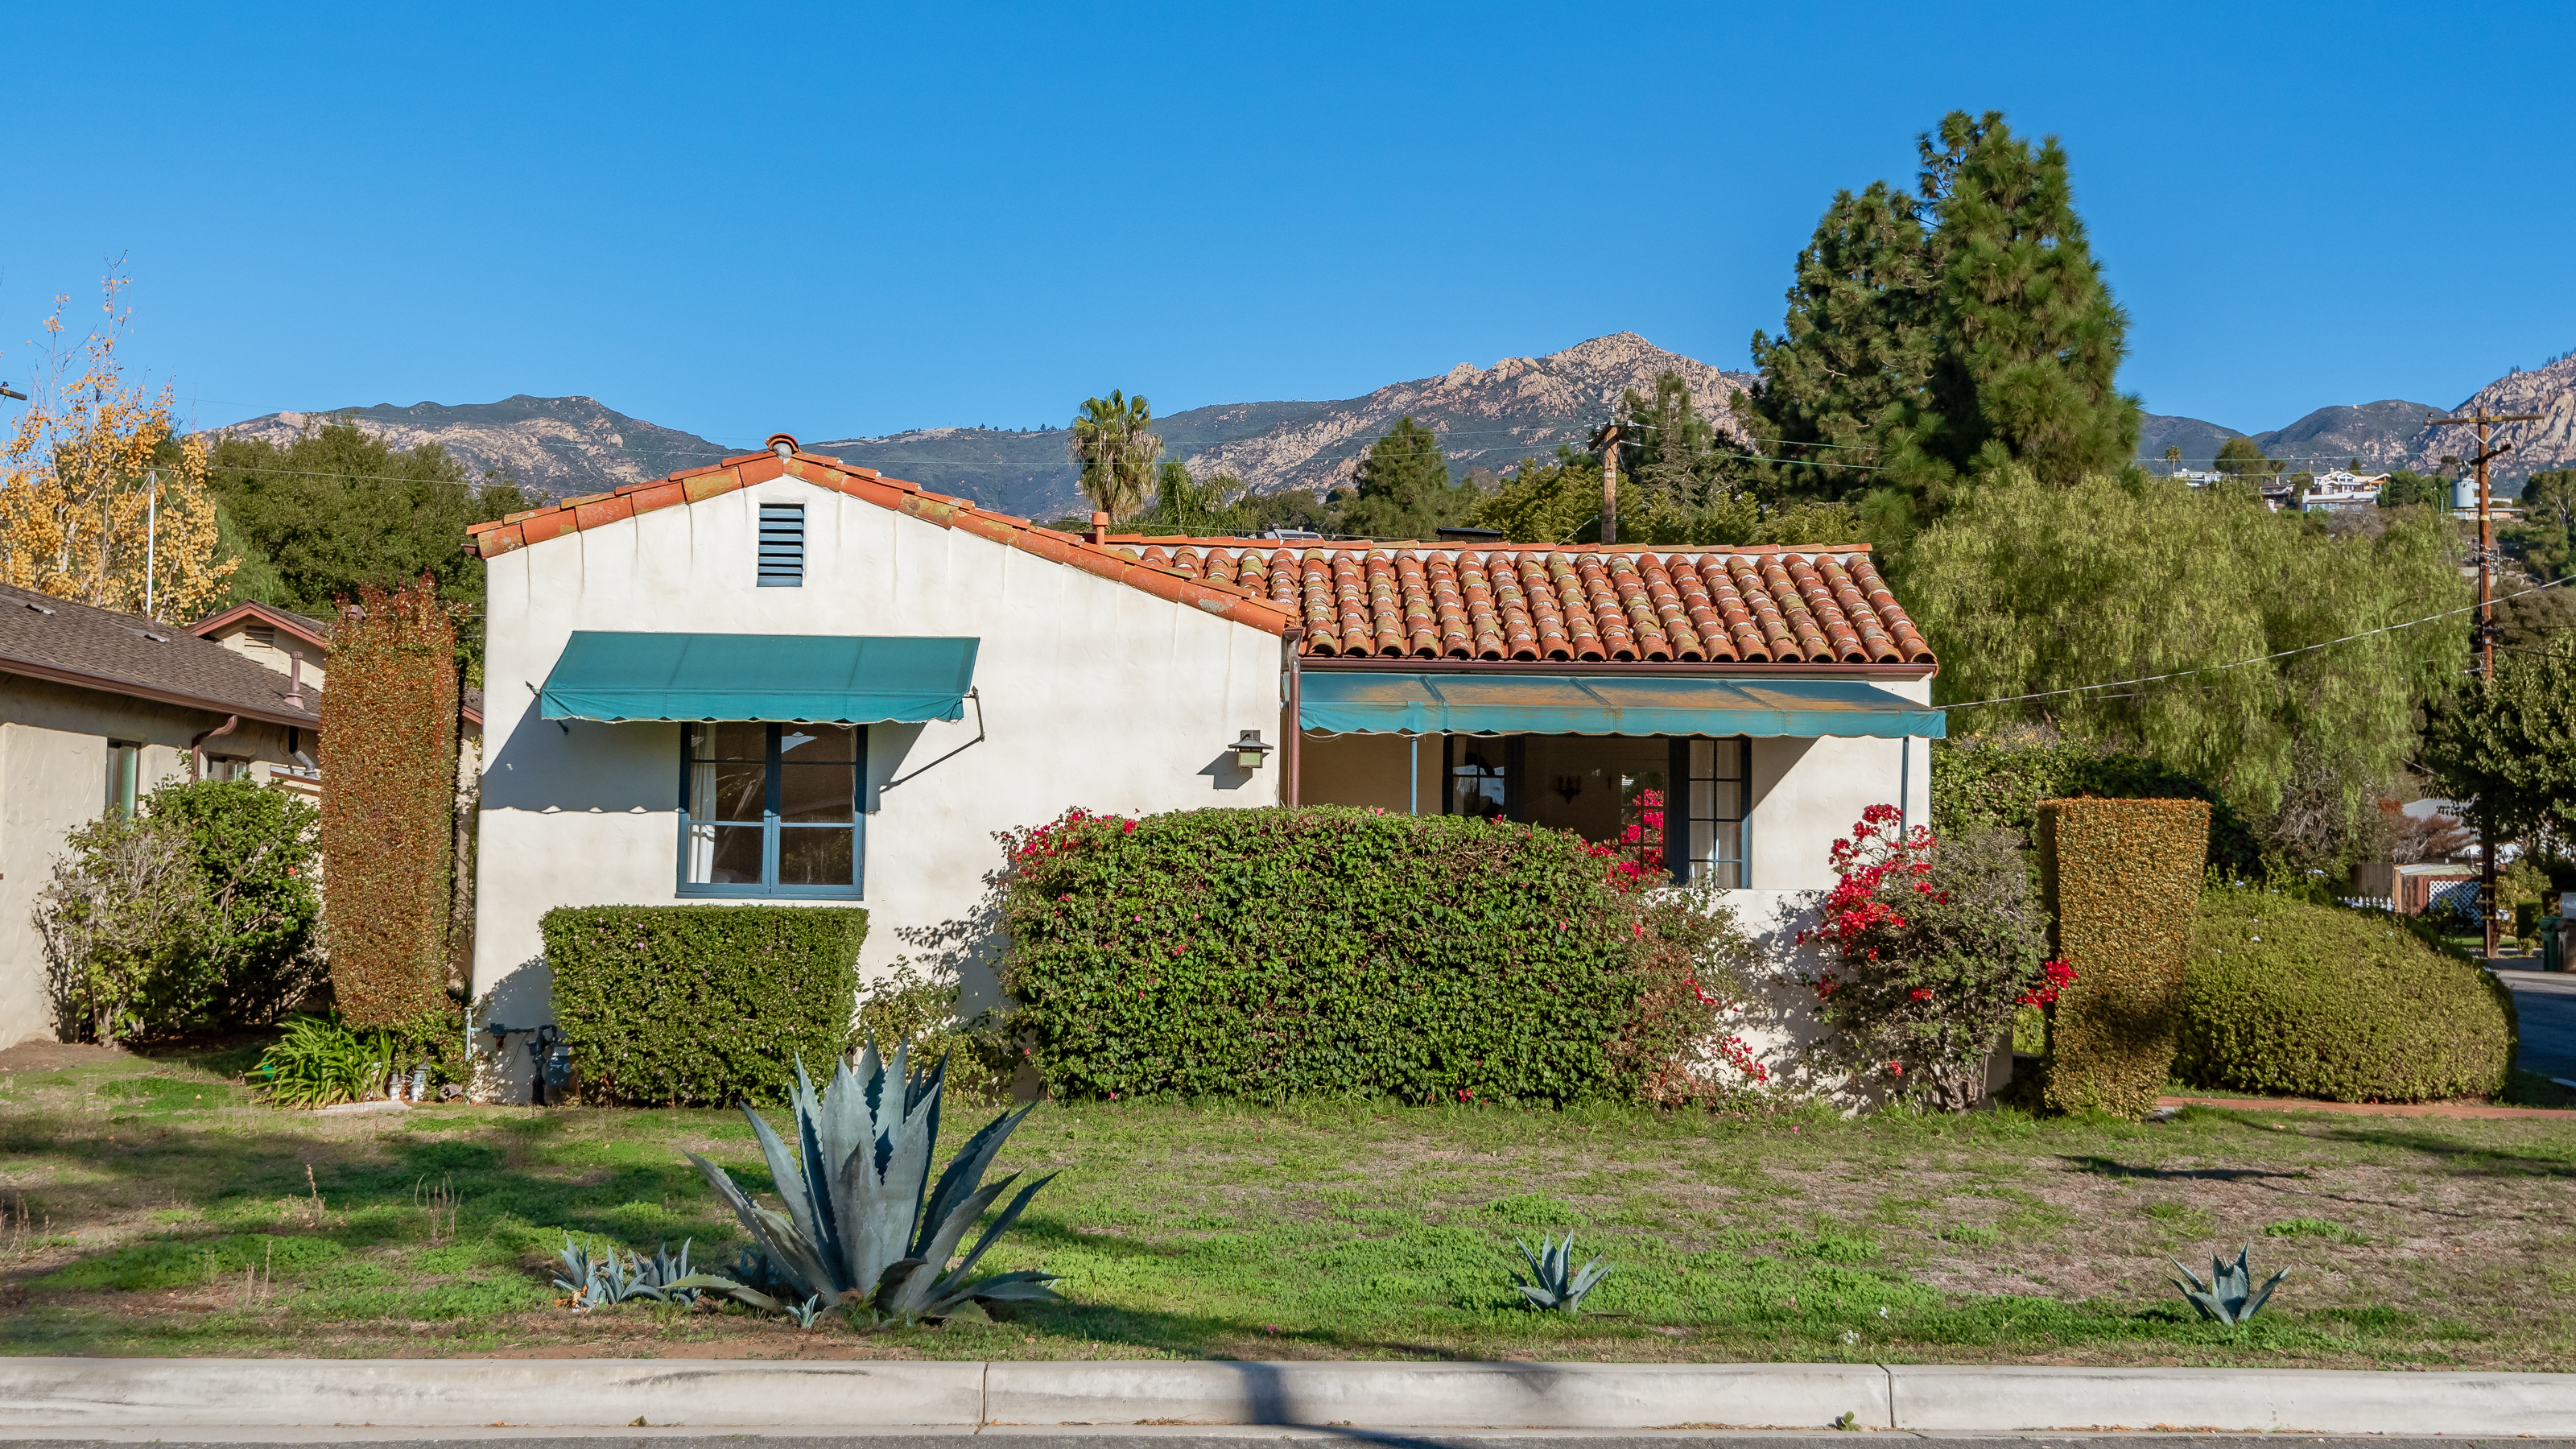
left=1, top=265, right=233, bottom=621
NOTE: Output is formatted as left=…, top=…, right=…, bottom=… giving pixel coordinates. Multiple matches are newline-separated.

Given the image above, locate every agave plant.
left=1512, top=1231, right=1611, bottom=1314
left=2170, top=1243, right=2289, bottom=1325
left=683, top=1039, right=1062, bottom=1324
left=552, top=1236, right=715, bottom=1309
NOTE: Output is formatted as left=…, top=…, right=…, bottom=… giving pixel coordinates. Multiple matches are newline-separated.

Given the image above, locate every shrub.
left=2178, top=886, right=2515, bottom=1102
left=2038, top=796, right=2210, bottom=1121
left=144, top=778, right=323, bottom=1025
left=250, top=1014, right=393, bottom=1107
left=854, top=958, right=1017, bottom=1104
left=319, top=576, right=459, bottom=1026
left=999, top=806, right=1757, bottom=1106
left=543, top=905, right=868, bottom=1106
left=35, top=809, right=204, bottom=1046
left=1801, top=807, right=2059, bottom=1109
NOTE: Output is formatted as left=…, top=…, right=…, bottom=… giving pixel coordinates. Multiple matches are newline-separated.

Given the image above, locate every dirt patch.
left=0, top=1040, right=130, bottom=1071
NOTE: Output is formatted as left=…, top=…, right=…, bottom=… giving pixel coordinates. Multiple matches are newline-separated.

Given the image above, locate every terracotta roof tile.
left=460, top=438, right=1932, bottom=666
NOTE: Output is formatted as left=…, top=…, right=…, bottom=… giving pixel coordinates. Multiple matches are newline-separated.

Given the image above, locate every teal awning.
left=1297, top=671, right=1943, bottom=739
left=539, top=633, right=979, bottom=723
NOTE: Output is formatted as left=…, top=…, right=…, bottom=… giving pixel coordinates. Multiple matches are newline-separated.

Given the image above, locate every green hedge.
left=543, top=905, right=867, bottom=1105
left=1001, top=806, right=1726, bottom=1105
left=1934, top=735, right=2259, bottom=876
left=2039, top=796, right=2210, bottom=1121
left=2179, top=889, right=2516, bottom=1102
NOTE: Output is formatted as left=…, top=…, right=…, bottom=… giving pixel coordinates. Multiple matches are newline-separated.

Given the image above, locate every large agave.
left=2170, top=1243, right=2289, bottom=1325
left=683, top=1039, right=1061, bottom=1323
left=1512, top=1231, right=1611, bottom=1314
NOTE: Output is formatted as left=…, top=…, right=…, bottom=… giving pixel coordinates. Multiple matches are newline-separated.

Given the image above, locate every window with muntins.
left=1667, top=737, right=1752, bottom=887
left=679, top=722, right=863, bottom=896
left=758, top=504, right=805, bottom=587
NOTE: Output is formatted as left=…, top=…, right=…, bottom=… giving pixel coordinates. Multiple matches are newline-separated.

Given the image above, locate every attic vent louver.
left=758, top=503, right=806, bottom=587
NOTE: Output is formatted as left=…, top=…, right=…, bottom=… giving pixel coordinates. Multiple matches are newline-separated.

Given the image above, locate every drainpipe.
left=1282, top=626, right=1305, bottom=807
left=190, top=715, right=239, bottom=780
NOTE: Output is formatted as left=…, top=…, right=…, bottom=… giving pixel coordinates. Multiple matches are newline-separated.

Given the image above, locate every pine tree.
left=1744, top=112, right=2142, bottom=514
left=1894, top=111, right=2141, bottom=494
left=1741, top=181, right=1936, bottom=499
left=1341, top=417, right=1473, bottom=539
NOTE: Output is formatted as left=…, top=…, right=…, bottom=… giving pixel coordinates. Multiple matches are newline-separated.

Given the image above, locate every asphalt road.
left=10, top=1439, right=2576, bottom=1449
left=2495, top=968, right=2576, bottom=1082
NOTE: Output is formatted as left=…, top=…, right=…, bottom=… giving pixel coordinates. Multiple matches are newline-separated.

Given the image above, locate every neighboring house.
left=189, top=599, right=486, bottom=766
left=2300, top=468, right=2388, bottom=511
left=466, top=435, right=1941, bottom=1097
left=0, top=583, right=324, bottom=1049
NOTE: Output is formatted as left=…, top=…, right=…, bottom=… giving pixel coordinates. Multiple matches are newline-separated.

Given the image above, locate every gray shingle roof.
left=0, top=583, right=324, bottom=726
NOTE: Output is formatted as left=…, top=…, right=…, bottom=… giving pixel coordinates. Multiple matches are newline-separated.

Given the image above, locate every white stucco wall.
left=471, top=477, right=1286, bottom=1072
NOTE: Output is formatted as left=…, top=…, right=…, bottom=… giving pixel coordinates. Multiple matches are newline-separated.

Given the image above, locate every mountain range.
left=218, top=337, right=2576, bottom=518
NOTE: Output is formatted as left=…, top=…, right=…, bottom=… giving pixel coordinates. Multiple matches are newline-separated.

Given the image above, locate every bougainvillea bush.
left=999, top=806, right=1762, bottom=1108
left=1801, top=806, right=2061, bottom=1110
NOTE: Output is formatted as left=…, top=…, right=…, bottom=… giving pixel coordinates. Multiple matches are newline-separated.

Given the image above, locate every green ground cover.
left=3, top=1042, right=2573, bottom=1367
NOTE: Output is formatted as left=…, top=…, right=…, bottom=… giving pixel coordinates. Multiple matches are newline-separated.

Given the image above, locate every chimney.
left=285, top=649, right=306, bottom=710
left=1088, top=511, right=1109, bottom=545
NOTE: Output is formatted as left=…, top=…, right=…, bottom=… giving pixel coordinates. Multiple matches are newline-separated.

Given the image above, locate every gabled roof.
left=466, top=436, right=1291, bottom=635
left=191, top=600, right=332, bottom=654
left=466, top=434, right=1933, bottom=668
left=0, top=583, right=324, bottom=728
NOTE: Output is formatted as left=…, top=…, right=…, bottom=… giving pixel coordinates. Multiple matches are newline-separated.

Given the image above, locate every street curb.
left=6, top=1360, right=2575, bottom=1435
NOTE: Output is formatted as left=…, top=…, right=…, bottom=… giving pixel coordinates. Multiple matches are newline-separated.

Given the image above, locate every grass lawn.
left=3, top=1041, right=2572, bottom=1368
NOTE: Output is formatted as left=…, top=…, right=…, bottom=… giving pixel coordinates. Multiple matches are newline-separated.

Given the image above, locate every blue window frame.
left=677, top=721, right=865, bottom=898
left=1666, top=736, right=1752, bottom=887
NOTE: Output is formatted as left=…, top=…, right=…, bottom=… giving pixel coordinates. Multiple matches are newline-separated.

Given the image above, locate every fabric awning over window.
left=1296, top=671, right=1943, bottom=739
left=538, top=633, right=979, bottom=723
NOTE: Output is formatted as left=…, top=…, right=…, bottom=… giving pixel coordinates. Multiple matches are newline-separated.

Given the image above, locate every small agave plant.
left=2170, top=1243, right=2289, bottom=1326
left=1512, top=1231, right=1611, bottom=1314
left=682, top=1038, right=1063, bottom=1325
left=552, top=1236, right=712, bottom=1310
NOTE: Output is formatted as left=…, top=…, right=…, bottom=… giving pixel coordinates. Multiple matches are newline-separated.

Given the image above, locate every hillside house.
left=2300, top=468, right=2388, bottom=510
left=464, top=436, right=1942, bottom=1099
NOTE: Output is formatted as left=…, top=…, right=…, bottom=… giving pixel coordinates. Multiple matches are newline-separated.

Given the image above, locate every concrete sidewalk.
left=6, top=1360, right=2576, bottom=1437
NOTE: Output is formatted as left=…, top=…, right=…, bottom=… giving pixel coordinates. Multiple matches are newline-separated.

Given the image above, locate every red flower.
left=1909, top=988, right=1932, bottom=1001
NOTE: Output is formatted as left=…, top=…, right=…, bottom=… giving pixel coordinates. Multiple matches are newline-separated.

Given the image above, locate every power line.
left=1936, top=574, right=2571, bottom=714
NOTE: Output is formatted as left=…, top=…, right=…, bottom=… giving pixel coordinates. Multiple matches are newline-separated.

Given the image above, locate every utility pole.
left=1589, top=422, right=1624, bottom=546
left=144, top=469, right=159, bottom=621
left=2427, top=405, right=2542, bottom=959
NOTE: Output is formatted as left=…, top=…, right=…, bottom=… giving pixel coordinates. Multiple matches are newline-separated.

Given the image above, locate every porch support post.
left=1282, top=627, right=1304, bottom=807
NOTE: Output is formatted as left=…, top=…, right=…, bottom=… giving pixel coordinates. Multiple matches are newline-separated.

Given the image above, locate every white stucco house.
left=467, top=435, right=1941, bottom=1098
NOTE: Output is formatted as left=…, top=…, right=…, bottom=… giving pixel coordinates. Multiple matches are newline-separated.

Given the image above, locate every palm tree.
left=1069, top=390, right=1162, bottom=520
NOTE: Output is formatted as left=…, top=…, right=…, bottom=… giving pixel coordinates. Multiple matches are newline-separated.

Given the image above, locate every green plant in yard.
left=1001, top=805, right=1758, bottom=1106
left=247, top=1014, right=392, bottom=1107
left=544, top=904, right=868, bottom=1106
left=552, top=1235, right=712, bottom=1309
left=684, top=1040, right=1062, bottom=1325
left=2180, top=886, right=2515, bottom=1103
left=1800, top=807, right=2060, bottom=1109
left=2170, top=1243, right=2289, bottom=1325
left=1512, top=1232, right=1610, bottom=1313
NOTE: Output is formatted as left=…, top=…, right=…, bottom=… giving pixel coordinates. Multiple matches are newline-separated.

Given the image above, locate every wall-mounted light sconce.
left=1554, top=774, right=1583, bottom=805
left=1232, top=729, right=1274, bottom=770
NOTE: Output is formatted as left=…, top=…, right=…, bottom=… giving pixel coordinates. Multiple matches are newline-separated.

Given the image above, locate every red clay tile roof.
left=464, top=436, right=1932, bottom=667
left=1109, top=537, right=1930, bottom=665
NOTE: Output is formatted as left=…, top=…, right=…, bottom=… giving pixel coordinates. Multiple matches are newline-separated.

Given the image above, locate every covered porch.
left=1286, top=667, right=1943, bottom=892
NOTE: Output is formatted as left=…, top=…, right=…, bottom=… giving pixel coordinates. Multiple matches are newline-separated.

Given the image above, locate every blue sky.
left=4, top=2, right=2570, bottom=449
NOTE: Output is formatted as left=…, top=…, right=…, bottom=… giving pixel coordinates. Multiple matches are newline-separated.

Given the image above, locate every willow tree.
left=1904, top=472, right=2463, bottom=830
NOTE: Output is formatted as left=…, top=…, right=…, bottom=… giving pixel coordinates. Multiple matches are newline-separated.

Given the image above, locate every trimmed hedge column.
left=2037, top=796, right=2211, bottom=1120
left=318, top=579, right=457, bottom=1027
left=543, top=905, right=868, bottom=1105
